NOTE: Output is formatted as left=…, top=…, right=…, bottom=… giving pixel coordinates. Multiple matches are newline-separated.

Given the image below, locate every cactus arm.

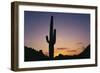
left=46, top=36, right=49, bottom=43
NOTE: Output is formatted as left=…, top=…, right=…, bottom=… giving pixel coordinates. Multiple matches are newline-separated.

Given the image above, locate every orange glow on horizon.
left=43, top=47, right=85, bottom=57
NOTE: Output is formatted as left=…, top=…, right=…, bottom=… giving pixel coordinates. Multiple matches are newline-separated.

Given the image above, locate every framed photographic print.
left=11, top=1, right=97, bottom=71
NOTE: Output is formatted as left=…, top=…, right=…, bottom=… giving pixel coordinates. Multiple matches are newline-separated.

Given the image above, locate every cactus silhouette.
left=46, top=16, right=56, bottom=60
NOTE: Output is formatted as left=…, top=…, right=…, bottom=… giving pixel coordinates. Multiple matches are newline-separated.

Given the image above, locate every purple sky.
left=24, top=11, right=90, bottom=56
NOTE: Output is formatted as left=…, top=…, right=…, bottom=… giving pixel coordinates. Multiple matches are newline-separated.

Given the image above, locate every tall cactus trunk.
left=46, top=16, right=56, bottom=60
left=49, top=43, right=54, bottom=59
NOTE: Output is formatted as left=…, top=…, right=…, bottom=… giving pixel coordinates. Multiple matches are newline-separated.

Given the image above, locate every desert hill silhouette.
left=24, top=46, right=49, bottom=61
left=55, top=45, right=90, bottom=60
left=24, top=44, right=90, bottom=61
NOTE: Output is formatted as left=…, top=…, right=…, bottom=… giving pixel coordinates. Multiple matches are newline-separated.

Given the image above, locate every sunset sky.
left=24, top=11, right=90, bottom=57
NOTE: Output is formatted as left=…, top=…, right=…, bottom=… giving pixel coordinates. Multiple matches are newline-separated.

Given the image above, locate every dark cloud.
left=67, top=50, right=77, bottom=52
left=77, top=42, right=83, bottom=45
left=57, top=48, right=69, bottom=50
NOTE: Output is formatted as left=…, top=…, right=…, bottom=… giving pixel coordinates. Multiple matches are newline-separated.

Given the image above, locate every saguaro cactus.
left=46, top=16, right=56, bottom=60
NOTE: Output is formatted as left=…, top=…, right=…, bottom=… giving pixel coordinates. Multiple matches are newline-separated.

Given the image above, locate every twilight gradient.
left=24, top=11, right=90, bottom=56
